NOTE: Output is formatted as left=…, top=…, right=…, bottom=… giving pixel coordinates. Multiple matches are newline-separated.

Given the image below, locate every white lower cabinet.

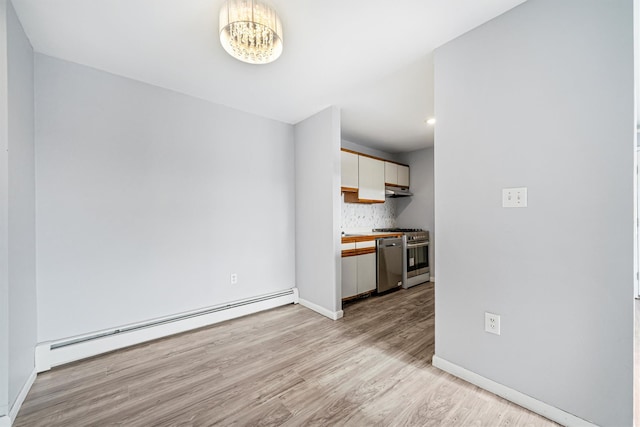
left=341, top=256, right=358, bottom=299
left=341, top=252, right=376, bottom=299
left=356, top=252, right=376, bottom=293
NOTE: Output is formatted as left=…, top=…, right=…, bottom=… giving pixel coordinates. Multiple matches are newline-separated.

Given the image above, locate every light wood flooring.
left=15, top=283, right=557, bottom=426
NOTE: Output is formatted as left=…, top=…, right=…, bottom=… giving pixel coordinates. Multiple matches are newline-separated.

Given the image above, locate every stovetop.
left=373, top=228, right=429, bottom=242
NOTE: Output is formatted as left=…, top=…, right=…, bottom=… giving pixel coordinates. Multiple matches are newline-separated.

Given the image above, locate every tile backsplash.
left=341, top=195, right=397, bottom=230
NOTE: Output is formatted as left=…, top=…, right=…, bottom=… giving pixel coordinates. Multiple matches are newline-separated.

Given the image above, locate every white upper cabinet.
left=358, top=155, right=385, bottom=202
left=342, top=148, right=409, bottom=203
left=397, top=165, right=409, bottom=188
left=385, top=161, right=410, bottom=188
left=341, top=151, right=359, bottom=190
left=384, top=162, right=397, bottom=186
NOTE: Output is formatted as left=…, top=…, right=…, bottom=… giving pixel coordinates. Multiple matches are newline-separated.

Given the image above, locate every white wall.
left=434, top=0, right=634, bottom=425
left=35, top=54, right=296, bottom=342
left=7, top=0, right=35, bottom=409
left=0, top=0, right=9, bottom=419
left=294, top=107, right=342, bottom=316
left=397, top=148, right=434, bottom=277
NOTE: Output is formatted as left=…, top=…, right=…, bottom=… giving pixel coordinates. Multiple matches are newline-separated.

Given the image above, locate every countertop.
left=341, top=232, right=403, bottom=244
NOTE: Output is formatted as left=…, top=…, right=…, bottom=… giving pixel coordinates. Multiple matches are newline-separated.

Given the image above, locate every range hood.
left=385, top=186, right=413, bottom=198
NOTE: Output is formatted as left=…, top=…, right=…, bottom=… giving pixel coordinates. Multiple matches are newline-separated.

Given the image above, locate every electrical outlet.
left=230, top=273, right=238, bottom=284
left=485, top=312, right=501, bottom=335
left=502, top=187, right=527, bottom=208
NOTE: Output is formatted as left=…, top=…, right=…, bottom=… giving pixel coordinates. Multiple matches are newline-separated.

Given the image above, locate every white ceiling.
left=12, top=0, right=527, bottom=153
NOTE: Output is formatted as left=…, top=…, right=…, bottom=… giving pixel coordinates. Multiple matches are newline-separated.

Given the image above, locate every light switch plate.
left=502, top=187, right=527, bottom=208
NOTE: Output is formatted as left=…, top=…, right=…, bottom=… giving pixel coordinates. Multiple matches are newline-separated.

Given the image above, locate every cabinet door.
left=357, top=252, right=377, bottom=294
left=358, top=156, right=385, bottom=202
left=397, top=165, right=410, bottom=188
left=384, top=162, right=398, bottom=186
left=341, top=151, right=359, bottom=190
left=341, top=256, right=358, bottom=299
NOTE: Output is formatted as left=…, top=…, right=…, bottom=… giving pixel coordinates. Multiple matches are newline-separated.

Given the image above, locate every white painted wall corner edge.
left=297, top=298, right=344, bottom=320
left=432, top=355, right=596, bottom=427
left=36, top=288, right=298, bottom=372
left=0, top=368, right=36, bottom=427
left=8, top=368, right=37, bottom=424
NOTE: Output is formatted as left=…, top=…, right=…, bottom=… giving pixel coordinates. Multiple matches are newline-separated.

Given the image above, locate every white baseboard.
left=0, top=415, right=10, bottom=427
left=432, top=355, right=596, bottom=427
left=298, top=298, right=344, bottom=320
left=9, top=368, right=37, bottom=423
left=37, top=289, right=297, bottom=372
left=35, top=343, right=50, bottom=373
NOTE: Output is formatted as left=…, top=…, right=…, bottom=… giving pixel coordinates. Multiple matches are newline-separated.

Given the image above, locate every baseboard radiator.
left=36, top=288, right=298, bottom=372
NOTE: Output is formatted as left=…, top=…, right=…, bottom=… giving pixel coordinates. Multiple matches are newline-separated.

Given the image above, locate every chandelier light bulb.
left=219, top=0, right=283, bottom=65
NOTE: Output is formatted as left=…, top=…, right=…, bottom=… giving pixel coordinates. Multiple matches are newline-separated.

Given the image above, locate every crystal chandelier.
left=219, top=0, right=283, bottom=65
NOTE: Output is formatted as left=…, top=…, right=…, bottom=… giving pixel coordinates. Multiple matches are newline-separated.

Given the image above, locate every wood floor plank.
left=14, top=283, right=558, bottom=427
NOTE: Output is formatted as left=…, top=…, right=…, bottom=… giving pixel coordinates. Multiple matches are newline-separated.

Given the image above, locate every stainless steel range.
left=373, top=228, right=430, bottom=288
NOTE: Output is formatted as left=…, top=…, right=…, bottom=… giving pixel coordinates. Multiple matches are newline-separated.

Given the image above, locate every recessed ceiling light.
left=426, top=118, right=436, bottom=125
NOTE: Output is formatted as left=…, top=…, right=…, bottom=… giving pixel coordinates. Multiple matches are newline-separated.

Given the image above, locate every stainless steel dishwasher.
left=376, top=237, right=404, bottom=292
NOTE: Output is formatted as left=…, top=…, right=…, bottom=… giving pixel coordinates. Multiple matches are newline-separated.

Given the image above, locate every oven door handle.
left=406, top=242, right=429, bottom=248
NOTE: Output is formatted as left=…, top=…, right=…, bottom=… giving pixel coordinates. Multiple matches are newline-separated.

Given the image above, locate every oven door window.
left=407, top=243, right=429, bottom=276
